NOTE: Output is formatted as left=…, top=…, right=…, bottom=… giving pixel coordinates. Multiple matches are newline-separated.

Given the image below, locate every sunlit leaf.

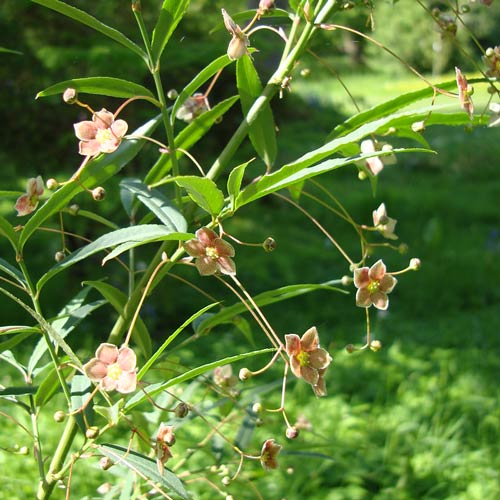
left=174, top=176, right=225, bottom=216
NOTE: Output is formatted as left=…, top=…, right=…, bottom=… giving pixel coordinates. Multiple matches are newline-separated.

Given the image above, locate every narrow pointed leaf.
left=35, top=365, right=74, bottom=407
left=237, top=56, right=277, bottom=168
left=0, top=257, right=25, bottom=286
left=227, top=160, right=252, bottom=212
left=174, top=176, right=224, bottom=216
left=0, top=215, right=19, bottom=254
left=71, top=375, right=93, bottom=431
left=0, top=331, right=37, bottom=355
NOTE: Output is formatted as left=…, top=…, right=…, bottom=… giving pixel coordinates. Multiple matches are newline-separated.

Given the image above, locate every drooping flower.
left=175, top=93, right=210, bottom=122
left=260, top=439, right=282, bottom=471
left=455, top=67, right=474, bottom=119
left=222, top=9, right=250, bottom=60
left=354, top=259, right=397, bottom=311
left=15, top=176, right=44, bottom=216
left=74, top=108, right=128, bottom=156
left=213, top=364, right=237, bottom=389
left=183, top=227, right=236, bottom=276
left=83, top=343, right=137, bottom=394
left=285, top=326, right=332, bottom=396
left=372, top=203, right=398, bottom=240
left=360, top=139, right=396, bottom=176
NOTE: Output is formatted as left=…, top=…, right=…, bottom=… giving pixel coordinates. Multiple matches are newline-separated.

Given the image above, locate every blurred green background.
left=1, top=1, right=500, bottom=498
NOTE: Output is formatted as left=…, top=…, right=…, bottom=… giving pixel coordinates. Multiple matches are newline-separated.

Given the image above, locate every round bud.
left=99, top=456, right=113, bottom=470
left=55, top=251, right=65, bottom=263
left=53, top=410, right=66, bottom=423
left=485, top=47, right=494, bottom=58
left=68, top=204, right=80, bottom=216
left=341, top=275, right=353, bottom=286
left=252, top=402, right=263, bottom=414
left=286, top=426, right=299, bottom=439
left=259, top=0, right=275, bottom=12
left=410, top=257, right=421, bottom=270
left=300, top=68, right=311, bottom=78
left=18, top=446, right=29, bottom=455
left=487, top=85, right=497, bottom=95
left=411, top=121, right=426, bottom=133
left=174, top=402, right=189, bottom=418
left=225, top=496, right=234, bottom=500
left=167, top=89, right=178, bottom=100
left=398, top=243, right=409, bottom=255
left=46, top=178, right=59, bottom=190
left=92, top=187, right=106, bottom=201
left=370, top=340, right=382, bottom=352
left=239, top=368, right=252, bottom=381
left=345, top=343, right=356, bottom=354
left=358, top=170, right=367, bottom=180
left=63, top=88, right=78, bottom=104
left=221, top=476, right=231, bottom=486
left=86, top=426, right=99, bottom=439
left=263, top=237, right=276, bottom=252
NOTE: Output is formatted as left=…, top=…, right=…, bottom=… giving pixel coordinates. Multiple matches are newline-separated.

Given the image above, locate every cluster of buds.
left=483, top=46, right=500, bottom=79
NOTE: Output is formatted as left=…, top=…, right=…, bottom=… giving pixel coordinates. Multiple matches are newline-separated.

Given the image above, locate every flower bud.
left=263, top=237, right=276, bottom=252
left=18, top=446, right=29, bottom=455
left=258, top=0, right=275, bottom=14
left=86, top=426, right=99, bottom=439
left=252, top=402, right=263, bottom=414
left=99, top=456, right=113, bottom=470
left=300, top=68, right=311, bottom=78
left=68, top=204, right=80, bottom=215
left=167, top=89, right=178, bottom=100
left=53, top=410, right=66, bottom=423
left=174, top=402, right=189, bottom=418
left=63, top=88, right=78, bottom=104
left=239, top=368, right=252, bottom=381
left=55, top=251, right=65, bottom=262
left=370, top=340, right=382, bottom=352
left=341, top=275, right=353, bottom=286
left=46, top=178, right=59, bottom=190
left=410, top=257, right=421, bottom=270
left=358, top=170, right=367, bottom=180
left=411, top=121, right=426, bottom=133
left=345, top=343, right=356, bottom=353
left=221, top=476, right=231, bottom=486
left=227, top=34, right=249, bottom=61
left=131, top=0, right=141, bottom=12
left=286, top=426, right=299, bottom=439
left=398, top=243, right=409, bottom=254
left=92, top=187, right=106, bottom=201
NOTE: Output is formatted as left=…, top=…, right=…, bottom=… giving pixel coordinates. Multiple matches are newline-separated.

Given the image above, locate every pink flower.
left=285, top=326, right=332, bottom=396
left=183, top=227, right=236, bottom=276
left=354, top=259, right=397, bottom=310
left=74, top=108, right=128, bottom=156
left=455, top=67, right=474, bottom=119
left=260, top=439, right=282, bottom=470
left=83, top=343, right=137, bottom=393
left=360, top=140, right=396, bottom=176
left=175, top=93, right=209, bottom=122
left=372, top=203, right=398, bottom=240
left=15, top=176, right=44, bottom=216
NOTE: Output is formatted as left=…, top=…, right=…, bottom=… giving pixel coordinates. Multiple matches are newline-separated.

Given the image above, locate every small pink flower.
left=74, top=108, right=128, bottom=156
left=455, top=67, right=474, bottom=119
left=372, top=203, right=398, bottom=240
left=175, top=93, right=210, bottom=122
left=15, top=176, right=44, bottom=216
left=285, top=326, right=332, bottom=396
left=354, top=259, right=397, bottom=311
left=83, top=343, right=137, bottom=393
left=183, top=227, right=236, bottom=276
left=260, top=439, right=282, bottom=471
left=360, top=140, right=396, bottom=176
left=155, top=423, right=175, bottom=473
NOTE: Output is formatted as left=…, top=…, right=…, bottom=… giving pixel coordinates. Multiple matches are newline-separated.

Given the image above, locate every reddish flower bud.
left=92, top=187, right=106, bottom=201
left=63, top=88, right=78, bottom=104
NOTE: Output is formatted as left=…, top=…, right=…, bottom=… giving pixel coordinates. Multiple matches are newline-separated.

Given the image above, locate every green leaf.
left=0, top=47, right=23, bottom=55
left=83, top=280, right=152, bottom=359
left=196, top=281, right=346, bottom=335
left=0, top=386, right=37, bottom=397
left=151, top=0, right=191, bottom=65
left=227, top=160, right=252, bottom=212
left=0, top=351, right=27, bottom=378
left=237, top=56, right=277, bottom=168
left=31, top=0, right=147, bottom=62
left=119, top=178, right=187, bottom=232
left=99, top=444, right=188, bottom=499
left=174, top=176, right=224, bottom=216
left=0, top=331, right=37, bottom=355
left=0, top=215, right=19, bottom=254
left=126, top=348, right=274, bottom=411
left=0, top=258, right=25, bottom=287
left=71, top=375, right=93, bottom=431
left=37, top=225, right=189, bottom=292
left=35, top=365, right=74, bottom=407
left=36, top=77, right=154, bottom=99
left=94, top=399, right=125, bottom=426
left=138, top=303, right=218, bottom=380
left=20, top=115, right=161, bottom=254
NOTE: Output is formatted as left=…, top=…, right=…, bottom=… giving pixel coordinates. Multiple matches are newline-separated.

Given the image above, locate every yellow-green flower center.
left=107, top=363, right=122, bottom=381
left=296, top=350, right=310, bottom=367
left=205, top=246, right=219, bottom=260
left=96, top=128, right=113, bottom=144
left=367, top=280, right=380, bottom=294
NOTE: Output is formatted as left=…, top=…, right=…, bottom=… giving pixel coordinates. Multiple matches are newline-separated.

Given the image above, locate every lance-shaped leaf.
left=227, top=160, right=252, bottom=212
left=0, top=257, right=25, bottom=287
left=36, top=77, right=154, bottom=99
left=151, top=0, right=191, bottom=65
left=99, top=444, right=188, bottom=499
left=35, top=365, right=74, bottom=408
left=31, top=0, right=146, bottom=61
left=20, top=115, right=161, bottom=253
left=0, top=329, right=39, bottom=355
left=173, top=176, right=224, bottom=216
left=0, top=215, right=19, bottom=254
left=237, top=55, right=277, bottom=168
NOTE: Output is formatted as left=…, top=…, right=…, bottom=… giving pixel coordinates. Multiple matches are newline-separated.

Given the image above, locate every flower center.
left=367, top=280, right=380, bottom=294
left=107, top=363, right=122, bottom=381
left=296, top=350, right=310, bottom=367
left=96, top=128, right=114, bottom=144
left=205, top=246, right=219, bottom=260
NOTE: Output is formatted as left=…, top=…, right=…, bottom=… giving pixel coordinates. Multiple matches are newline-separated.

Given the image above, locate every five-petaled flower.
left=285, top=326, right=332, bottom=396
left=360, top=139, right=396, bottom=176
left=183, top=227, right=236, bottom=276
left=83, top=343, right=137, bottom=394
left=372, top=203, right=398, bottom=240
left=260, top=439, right=282, bottom=471
left=74, top=108, right=128, bottom=156
left=455, top=67, right=474, bottom=119
left=354, top=259, right=397, bottom=311
left=15, top=176, right=44, bottom=216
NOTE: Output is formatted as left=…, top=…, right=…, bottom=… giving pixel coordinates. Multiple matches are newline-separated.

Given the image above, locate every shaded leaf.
left=0, top=215, right=19, bottom=254
left=0, top=257, right=25, bottom=286
left=174, top=176, right=224, bottom=216
left=71, top=375, right=93, bottom=431
left=35, top=365, right=74, bottom=407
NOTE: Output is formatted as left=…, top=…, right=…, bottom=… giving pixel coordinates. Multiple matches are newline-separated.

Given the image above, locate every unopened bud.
left=345, top=343, right=356, bottom=353
left=358, top=170, right=367, bottom=180
left=86, top=426, right=99, bottom=439
left=487, top=85, right=497, bottom=95
left=341, top=275, right=353, bottom=286
left=55, top=251, right=65, bottom=262
left=398, top=243, right=409, bottom=254
left=174, top=402, right=189, bottom=418
left=370, top=340, right=382, bottom=352
left=99, top=456, right=113, bottom=470
left=258, top=0, right=275, bottom=13
left=409, top=257, right=421, bottom=270
left=18, top=446, right=29, bottom=455
left=285, top=426, right=299, bottom=439
left=252, top=402, right=263, bottom=414
left=221, top=476, right=231, bottom=486
left=68, top=204, right=80, bottom=215
left=53, top=410, right=66, bottom=423
left=46, top=178, right=59, bottom=190
left=63, top=88, right=78, bottom=104
left=227, top=34, right=249, bottom=61
left=300, top=68, right=311, bottom=78
left=485, top=47, right=495, bottom=58
left=411, top=120, right=426, bottom=133
left=131, top=0, right=141, bottom=12
left=239, top=368, right=252, bottom=381
left=263, top=237, right=276, bottom=252
left=92, top=187, right=106, bottom=201
left=167, top=89, right=178, bottom=100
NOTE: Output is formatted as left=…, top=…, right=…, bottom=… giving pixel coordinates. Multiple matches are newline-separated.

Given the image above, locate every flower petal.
left=216, top=255, right=236, bottom=275
left=183, top=238, right=206, bottom=257
left=95, top=343, right=119, bottom=364
left=117, top=346, right=137, bottom=371
left=15, top=194, right=35, bottom=216
left=354, top=267, right=370, bottom=288
left=356, top=288, right=372, bottom=308
left=309, top=348, right=332, bottom=370
left=79, top=139, right=101, bottom=156
left=196, top=255, right=217, bottom=276
left=289, top=356, right=302, bottom=378
left=196, top=227, right=217, bottom=246
left=214, top=238, right=235, bottom=258
left=366, top=157, right=384, bottom=176
left=379, top=274, right=397, bottom=293
left=300, top=365, right=319, bottom=385
left=116, top=371, right=137, bottom=393
left=369, top=260, right=386, bottom=281
left=74, top=121, right=97, bottom=141
left=285, top=334, right=301, bottom=356
left=93, top=109, right=114, bottom=129
left=300, top=327, right=319, bottom=351
left=83, top=359, right=108, bottom=381
left=371, top=290, right=389, bottom=310
left=111, top=119, right=128, bottom=138
left=312, top=370, right=327, bottom=397
left=98, top=138, right=121, bottom=154
left=101, top=376, right=118, bottom=391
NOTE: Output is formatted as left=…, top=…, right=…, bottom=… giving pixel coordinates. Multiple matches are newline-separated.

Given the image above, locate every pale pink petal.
left=93, top=109, right=114, bottom=129
left=371, top=291, right=389, bottom=310
left=369, top=260, right=386, bottom=281
left=300, top=327, right=319, bottom=351
left=313, top=371, right=327, bottom=397
left=101, top=376, right=118, bottom=391
left=33, top=176, right=44, bottom=196
left=79, top=139, right=101, bottom=156
left=95, top=343, right=119, bottom=365
left=83, top=358, right=108, bottom=381
left=379, top=274, right=397, bottom=293
left=196, top=227, right=217, bottom=246
left=116, top=371, right=137, bottom=393
left=354, top=267, right=370, bottom=288
left=214, top=238, right=235, bottom=257
left=117, top=346, right=137, bottom=371
left=360, top=139, right=376, bottom=154
left=216, top=255, right=236, bottom=275
left=98, top=138, right=120, bottom=154
left=356, top=288, right=372, bottom=308
left=183, top=238, right=206, bottom=257
left=373, top=203, right=387, bottom=226
left=366, top=157, right=384, bottom=176
left=196, top=255, right=217, bottom=276
left=111, top=119, right=128, bottom=138
left=15, top=194, right=35, bottom=216
left=300, top=365, right=319, bottom=385
left=74, top=121, right=97, bottom=141
left=285, top=334, right=301, bottom=356
left=260, top=439, right=281, bottom=470
left=289, top=356, right=302, bottom=378
left=309, top=348, right=332, bottom=370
